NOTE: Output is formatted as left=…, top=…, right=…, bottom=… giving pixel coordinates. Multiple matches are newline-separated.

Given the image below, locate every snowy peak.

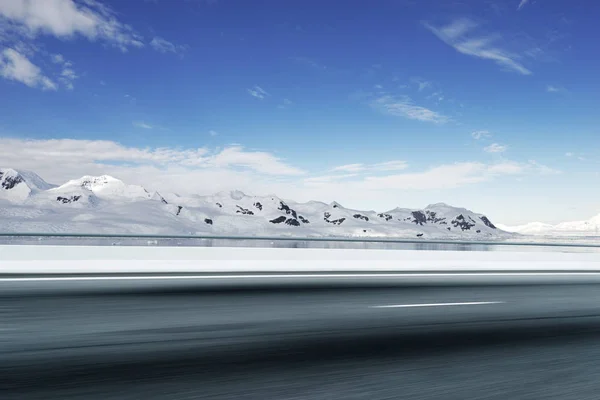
left=56, top=175, right=151, bottom=201
left=0, top=168, right=53, bottom=203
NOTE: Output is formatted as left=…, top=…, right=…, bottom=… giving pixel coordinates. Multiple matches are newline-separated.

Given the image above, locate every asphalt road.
left=4, top=274, right=600, bottom=399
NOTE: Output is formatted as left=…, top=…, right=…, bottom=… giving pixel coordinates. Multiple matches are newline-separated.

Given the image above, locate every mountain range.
left=0, top=167, right=509, bottom=239
left=497, top=215, right=600, bottom=237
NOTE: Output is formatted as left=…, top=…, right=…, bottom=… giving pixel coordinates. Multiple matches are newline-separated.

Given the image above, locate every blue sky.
left=1, top=0, right=599, bottom=224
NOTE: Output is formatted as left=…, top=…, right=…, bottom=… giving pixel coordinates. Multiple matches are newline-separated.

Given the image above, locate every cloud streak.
left=0, top=138, right=304, bottom=179
left=371, top=95, right=448, bottom=124
left=247, top=85, right=269, bottom=100
left=484, top=143, right=508, bottom=153
left=424, top=18, right=531, bottom=75
left=472, top=130, right=492, bottom=140
left=517, top=0, right=529, bottom=10
left=133, top=121, right=153, bottom=129
left=150, top=36, right=186, bottom=55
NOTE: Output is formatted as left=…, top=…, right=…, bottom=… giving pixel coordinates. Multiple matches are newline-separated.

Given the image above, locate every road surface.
left=3, top=272, right=600, bottom=399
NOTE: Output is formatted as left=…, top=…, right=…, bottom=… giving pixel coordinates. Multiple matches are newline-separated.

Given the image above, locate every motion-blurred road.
left=4, top=273, right=600, bottom=399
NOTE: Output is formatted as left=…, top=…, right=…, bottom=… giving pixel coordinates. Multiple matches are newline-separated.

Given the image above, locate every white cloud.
left=0, top=138, right=304, bottom=182
left=150, top=36, right=186, bottom=54
left=304, top=173, right=359, bottom=185
left=517, top=0, right=529, bottom=10
left=372, top=160, right=409, bottom=171
left=546, top=85, right=564, bottom=93
left=0, top=0, right=144, bottom=50
left=565, top=152, right=573, bottom=157
left=210, top=146, right=304, bottom=175
left=484, top=143, right=508, bottom=153
left=209, top=130, right=218, bottom=136
left=528, top=160, right=561, bottom=175
left=424, top=19, right=531, bottom=75
left=371, top=95, right=448, bottom=124
left=411, top=77, right=432, bottom=92
left=0, top=0, right=147, bottom=89
left=471, top=130, right=492, bottom=140
left=277, top=98, right=293, bottom=109
left=132, top=121, right=153, bottom=129
left=332, top=163, right=365, bottom=173
left=247, top=85, right=269, bottom=99
left=0, top=48, right=56, bottom=90
left=51, top=53, right=65, bottom=64
left=331, top=161, right=409, bottom=174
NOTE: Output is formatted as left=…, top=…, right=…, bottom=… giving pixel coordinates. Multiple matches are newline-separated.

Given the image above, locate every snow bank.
left=2, top=245, right=600, bottom=274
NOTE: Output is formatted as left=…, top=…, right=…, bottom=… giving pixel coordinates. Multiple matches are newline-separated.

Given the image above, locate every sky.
left=0, top=0, right=599, bottom=225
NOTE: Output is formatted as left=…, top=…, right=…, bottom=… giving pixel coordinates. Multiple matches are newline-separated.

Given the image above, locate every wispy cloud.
left=332, top=164, right=365, bottom=173
left=0, top=0, right=144, bottom=51
left=0, top=0, right=145, bottom=89
left=546, top=85, right=565, bottom=93
left=472, top=130, right=492, bottom=140
left=566, top=152, right=586, bottom=161
left=51, top=53, right=78, bottom=89
left=528, top=160, right=561, bottom=175
left=371, top=95, right=448, bottom=124
left=150, top=36, right=186, bottom=55
left=424, top=18, right=531, bottom=75
left=247, top=85, right=269, bottom=100
left=484, top=143, right=508, bottom=153
left=0, top=138, right=305, bottom=181
left=278, top=98, right=293, bottom=109
left=290, top=56, right=327, bottom=70
left=209, top=130, right=218, bottom=137
left=411, top=77, right=432, bottom=92
left=133, top=121, right=153, bottom=129
left=0, top=48, right=56, bottom=90
left=331, top=160, right=408, bottom=174
left=517, top=0, right=530, bottom=10
left=372, top=161, right=409, bottom=171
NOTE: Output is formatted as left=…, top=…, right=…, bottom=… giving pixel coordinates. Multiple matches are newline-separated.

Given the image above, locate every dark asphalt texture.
left=4, top=277, right=600, bottom=399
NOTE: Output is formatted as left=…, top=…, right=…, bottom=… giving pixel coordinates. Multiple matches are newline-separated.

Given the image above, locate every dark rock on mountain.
left=417, top=233, right=424, bottom=237
left=411, top=211, right=427, bottom=226
left=479, top=216, right=496, bottom=229
left=269, top=216, right=287, bottom=224
left=1, top=173, right=23, bottom=190
left=285, top=218, right=300, bottom=226
left=378, top=213, right=392, bottom=221
left=56, top=195, right=81, bottom=204
left=176, top=206, right=183, bottom=216
left=353, top=213, right=369, bottom=221
left=216, top=202, right=222, bottom=208
left=204, top=218, right=213, bottom=225
left=298, top=215, right=309, bottom=224
left=253, top=202, right=263, bottom=211
left=451, top=214, right=475, bottom=231
left=425, top=211, right=446, bottom=223
left=278, top=201, right=297, bottom=219
left=236, top=205, right=254, bottom=215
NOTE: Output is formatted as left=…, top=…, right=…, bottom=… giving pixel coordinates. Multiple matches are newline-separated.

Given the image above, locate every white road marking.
left=371, top=301, right=505, bottom=309
left=0, top=272, right=600, bottom=282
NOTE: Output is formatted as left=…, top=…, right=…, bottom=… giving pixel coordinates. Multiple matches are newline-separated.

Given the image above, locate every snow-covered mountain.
left=0, top=167, right=55, bottom=203
left=0, top=168, right=511, bottom=239
left=498, top=214, right=600, bottom=236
